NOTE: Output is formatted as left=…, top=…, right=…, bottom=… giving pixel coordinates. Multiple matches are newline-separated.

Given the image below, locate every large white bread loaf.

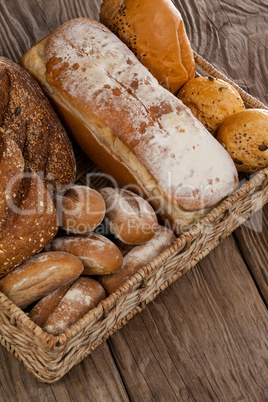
left=20, top=18, right=238, bottom=233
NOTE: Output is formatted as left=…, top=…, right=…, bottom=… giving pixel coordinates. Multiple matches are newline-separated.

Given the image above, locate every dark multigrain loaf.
left=0, top=128, right=58, bottom=278
left=0, top=57, right=76, bottom=188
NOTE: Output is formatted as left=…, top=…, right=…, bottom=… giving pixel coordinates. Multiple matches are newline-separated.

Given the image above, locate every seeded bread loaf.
left=217, top=109, right=268, bottom=172
left=177, top=76, right=245, bottom=135
left=100, top=0, right=195, bottom=94
left=0, top=57, right=76, bottom=188
left=0, top=128, right=58, bottom=278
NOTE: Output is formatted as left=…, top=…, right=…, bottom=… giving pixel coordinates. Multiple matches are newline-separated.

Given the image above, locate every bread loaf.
left=54, top=185, right=105, bottom=234
left=99, top=187, right=158, bottom=244
left=46, top=233, right=123, bottom=275
left=100, top=0, right=195, bottom=94
left=97, top=225, right=176, bottom=295
left=20, top=18, right=238, bottom=233
left=0, top=128, right=58, bottom=278
left=0, top=57, right=76, bottom=188
left=0, top=251, right=83, bottom=308
left=30, top=277, right=106, bottom=335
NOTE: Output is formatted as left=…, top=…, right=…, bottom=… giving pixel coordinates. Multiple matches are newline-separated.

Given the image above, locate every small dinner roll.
left=177, top=76, right=245, bottom=135
left=29, top=283, right=72, bottom=328
left=55, top=185, right=105, bottom=234
left=98, top=225, right=176, bottom=295
left=30, top=277, right=106, bottom=335
left=217, top=109, right=268, bottom=173
left=0, top=251, right=83, bottom=308
left=99, top=187, right=158, bottom=244
left=46, top=233, right=123, bottom=275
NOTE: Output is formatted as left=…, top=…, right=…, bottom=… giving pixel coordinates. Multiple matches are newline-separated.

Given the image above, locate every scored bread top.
left=21, top=18, right=238, bottom=214
left=42, top=18, right=238, bottom=211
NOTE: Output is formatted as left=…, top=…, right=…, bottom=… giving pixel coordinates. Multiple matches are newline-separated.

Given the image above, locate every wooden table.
left=0, top=0, right=267, bottom=400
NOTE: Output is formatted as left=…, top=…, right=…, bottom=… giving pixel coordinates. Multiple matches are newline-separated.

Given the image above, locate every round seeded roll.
left=177, top=76, right=245, bottom=135
left=55, top=185, right=105, bottom=234
left=46, top=233, right=123, bottom=275
left=99, top=187, right=158, bottom=244
left=217, top=109, right=268, bottom=173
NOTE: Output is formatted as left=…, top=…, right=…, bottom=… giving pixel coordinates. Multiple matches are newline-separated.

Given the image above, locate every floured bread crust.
left=20, top=18, right=238, bottom=233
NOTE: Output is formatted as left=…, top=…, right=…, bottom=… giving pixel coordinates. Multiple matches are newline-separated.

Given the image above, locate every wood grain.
left=234, top=204, right=268, bottom=304
left=0, top=342, right=129, bottom=402
left=108, top=236, right=268, bottom=401
left=0, top=0, right=267, bottom=400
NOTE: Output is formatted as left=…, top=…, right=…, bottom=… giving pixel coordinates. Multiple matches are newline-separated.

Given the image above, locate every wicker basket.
left=0, top=52, right=267, bottom=383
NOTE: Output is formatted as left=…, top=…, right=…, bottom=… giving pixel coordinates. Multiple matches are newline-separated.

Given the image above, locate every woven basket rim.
left=1, top=52, right=267, bottom=350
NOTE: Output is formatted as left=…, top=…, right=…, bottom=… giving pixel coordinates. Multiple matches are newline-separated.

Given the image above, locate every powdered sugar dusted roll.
left=98, top=225, right=176, bottom=295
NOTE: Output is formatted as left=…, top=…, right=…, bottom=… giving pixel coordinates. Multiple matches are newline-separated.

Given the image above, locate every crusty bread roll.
left=100, top=0, right=195, bottom=94
left=45, top=233, right=123, bottom=275
left=29, top=283, right=72, bottom=328
left=99, top=187, right=158, bottom=244
left=54, top=185, right=105, bottom=234
left=0, top=57, right=76, bottom=188
left=217, top=109, right=268, bottom=173
left=20, top=18, right=238, bottom=233
left=0, top=251, right=83, bottom=308
left=97, top=225, right=176, bottom=295
left=177, top=77, right=245, bottom=135
left=0, top=128, right=58, bottom=278
left=30, top=277, right=106, bottom=335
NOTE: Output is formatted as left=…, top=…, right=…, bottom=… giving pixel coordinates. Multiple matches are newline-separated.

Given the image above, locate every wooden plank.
left=108, top=236, right=268, bottom=401
left=234, top=204, right=268, bottom=304
left=0, top=342, right=129, bottom=402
